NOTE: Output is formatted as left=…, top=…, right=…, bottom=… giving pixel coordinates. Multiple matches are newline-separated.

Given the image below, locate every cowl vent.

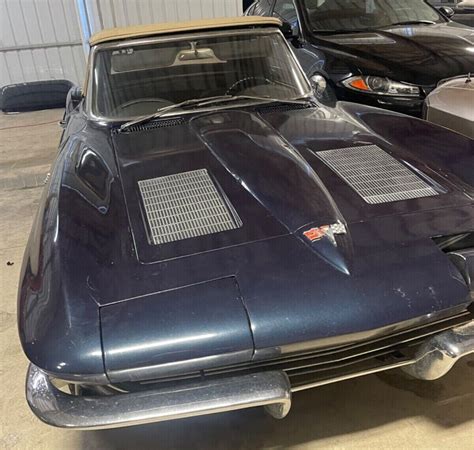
left=257, top=103, right=312, bottom=115
left=114, top=117, right=185, bottom=134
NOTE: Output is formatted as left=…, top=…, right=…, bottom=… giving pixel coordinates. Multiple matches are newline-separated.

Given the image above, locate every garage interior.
left=1, top=0, right=474, bottom=449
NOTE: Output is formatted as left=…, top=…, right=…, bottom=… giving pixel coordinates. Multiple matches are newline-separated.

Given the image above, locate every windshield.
left=304, top=0, right=444, bottom=32
left=91, top=30, right=310, bottom=119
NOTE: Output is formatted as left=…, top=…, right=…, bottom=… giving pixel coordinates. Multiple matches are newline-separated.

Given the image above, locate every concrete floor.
left=1, top=109, right=473, bottom=450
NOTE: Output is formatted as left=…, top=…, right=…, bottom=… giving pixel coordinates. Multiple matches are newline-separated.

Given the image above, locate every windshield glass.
left=91, top=30, right=310, bottom=119
left=304, top=0, right=443, bottom=32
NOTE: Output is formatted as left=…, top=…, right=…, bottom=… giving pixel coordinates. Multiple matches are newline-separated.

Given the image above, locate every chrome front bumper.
left=401, top=320, right=474, bottom=380
left=26, top=367, right=291, bottom=430
left=26, top=320, right=474, bottom=430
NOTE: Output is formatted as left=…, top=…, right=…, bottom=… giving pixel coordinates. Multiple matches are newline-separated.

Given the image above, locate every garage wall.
left=80, top=0, right=243, bottom=40
left=1, top=0, right=243, bottom=88
left=0, top=0, right=86, bottom=87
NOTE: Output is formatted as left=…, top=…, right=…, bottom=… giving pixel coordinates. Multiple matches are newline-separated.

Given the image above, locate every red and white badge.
left=303, top=226, right=330, bottom=242
left=302, top=222, right=347, bottom=243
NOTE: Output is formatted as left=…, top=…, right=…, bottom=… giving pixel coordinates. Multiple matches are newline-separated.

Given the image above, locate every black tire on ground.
left=0, top=80, right=74, bottom=113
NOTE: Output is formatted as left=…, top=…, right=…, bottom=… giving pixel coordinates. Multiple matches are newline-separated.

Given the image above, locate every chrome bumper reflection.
left=26, top=320, right=474, bottom=430
left=26, top=365, right=291, bottom=430
left=402, top=320, right=474, bottom=380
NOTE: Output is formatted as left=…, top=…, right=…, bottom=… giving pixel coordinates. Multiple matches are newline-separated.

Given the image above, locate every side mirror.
left=310, top=74, right=327, bottom=98
left=66, top=86, right=83, bottom=114
left=280, top=21, right=298, bottom=39
left=438, top=6, right=455, bottom=18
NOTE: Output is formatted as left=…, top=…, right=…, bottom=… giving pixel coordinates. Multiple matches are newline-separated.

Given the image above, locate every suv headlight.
left=342, top=76, right=420, bottom=97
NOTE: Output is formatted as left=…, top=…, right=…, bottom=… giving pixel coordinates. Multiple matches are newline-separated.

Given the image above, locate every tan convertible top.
left=89, top=17, right=282, bottom=46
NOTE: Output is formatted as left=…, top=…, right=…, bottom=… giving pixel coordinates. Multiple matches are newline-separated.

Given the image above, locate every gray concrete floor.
left=1, top=109, right=473, bottom=449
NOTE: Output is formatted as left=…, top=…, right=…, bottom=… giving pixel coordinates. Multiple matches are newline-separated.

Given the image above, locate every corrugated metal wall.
left=0, top=0, right=86, bottom=86
left=81, top=0, right=243, bottom=38
left=1, top=0, right=243, bottom=88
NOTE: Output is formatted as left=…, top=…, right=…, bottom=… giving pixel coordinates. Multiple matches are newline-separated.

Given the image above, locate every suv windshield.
left=304, top=0, right=443, bottom=32
left=91, top=30, right=311, bottom=119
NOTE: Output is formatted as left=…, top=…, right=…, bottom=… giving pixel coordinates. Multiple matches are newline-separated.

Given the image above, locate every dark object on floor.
left=0, top=80, right=73, bottom=112
left=6, top=261, right=14, bottom=266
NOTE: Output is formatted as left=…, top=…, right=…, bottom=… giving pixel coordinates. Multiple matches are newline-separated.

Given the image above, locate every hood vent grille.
left=317, top=145, right=439, bottom=204
left=138, top=169, right=242, bottom=245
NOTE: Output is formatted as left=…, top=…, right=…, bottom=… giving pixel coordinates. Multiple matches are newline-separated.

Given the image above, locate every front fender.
left=339, top=102, right=474, bottom=191
left=17, top=140, right=106, bottom=383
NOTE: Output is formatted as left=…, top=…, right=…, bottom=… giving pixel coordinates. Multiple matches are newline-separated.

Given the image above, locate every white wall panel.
left=82, top=0, right=243, bottom=36
left=0, top=0, right=85, bottom=86
left=3, top=52, right=23, bottom=84
left=1, top=0, right=243, bottom=87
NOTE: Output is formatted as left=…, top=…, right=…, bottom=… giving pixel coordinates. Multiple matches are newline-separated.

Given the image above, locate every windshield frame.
left=86, top=28, right=312, bottom=122
left=300, top=0, right=446, bottom=34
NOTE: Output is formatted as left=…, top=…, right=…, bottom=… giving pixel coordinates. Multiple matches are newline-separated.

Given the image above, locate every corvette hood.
left=315, top=22, right=474, bottom=85
left=104, top=102, right=474, bottom=380
left=113, top=110, right=346, bottom=264
left=112, top=106, right=473, bottom=265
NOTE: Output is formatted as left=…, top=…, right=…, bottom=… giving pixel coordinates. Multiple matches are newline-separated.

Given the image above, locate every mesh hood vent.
left=317, top=145, right=439, bottom=204
left=138, top=169, right=242, bottom=245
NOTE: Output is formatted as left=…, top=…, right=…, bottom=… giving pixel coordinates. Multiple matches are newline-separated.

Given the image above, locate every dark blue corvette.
left=19, top=17, right=474, bottom=430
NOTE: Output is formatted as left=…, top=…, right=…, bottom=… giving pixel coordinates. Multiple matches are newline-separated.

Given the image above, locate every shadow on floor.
left=80, top=357, right=474, bottom=450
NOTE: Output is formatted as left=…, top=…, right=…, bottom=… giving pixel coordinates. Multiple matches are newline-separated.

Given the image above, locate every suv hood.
left=315, top=22, right=474, bottom=85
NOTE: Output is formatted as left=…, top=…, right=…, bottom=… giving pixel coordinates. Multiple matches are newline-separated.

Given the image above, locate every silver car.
left=424, top=75, right=474, bottom=139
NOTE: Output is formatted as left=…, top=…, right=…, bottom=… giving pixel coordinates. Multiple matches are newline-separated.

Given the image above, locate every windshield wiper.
left=386, top=20, right=436, bottom=27
left=120, top=95, right=232, bottom=131
left=119, top=95, right=310, bottom=132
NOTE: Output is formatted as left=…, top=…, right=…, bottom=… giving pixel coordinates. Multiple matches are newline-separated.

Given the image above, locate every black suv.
left=245, top=0, right=474, bottom=115
left=430, top=1, right=474, bottom=27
